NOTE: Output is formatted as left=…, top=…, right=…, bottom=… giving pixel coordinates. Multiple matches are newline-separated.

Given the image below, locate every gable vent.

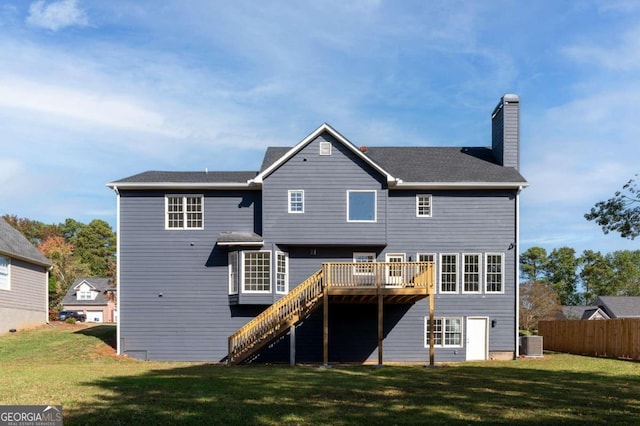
left=319, top=141, right=332, bottom=156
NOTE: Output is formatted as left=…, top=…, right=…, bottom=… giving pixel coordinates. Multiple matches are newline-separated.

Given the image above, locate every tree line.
left=3, top=214, right=116, bottom=309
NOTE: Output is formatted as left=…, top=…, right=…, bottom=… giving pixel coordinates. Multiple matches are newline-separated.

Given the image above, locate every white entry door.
left=466, top=317, right=488, bottom=361
left=385, top=253, right=405, bottom=286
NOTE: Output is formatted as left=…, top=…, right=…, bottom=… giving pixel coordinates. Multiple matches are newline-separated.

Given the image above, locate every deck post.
left=289, top=325, right=296, bottom=366
left=323, top=263, right=329, bottom=367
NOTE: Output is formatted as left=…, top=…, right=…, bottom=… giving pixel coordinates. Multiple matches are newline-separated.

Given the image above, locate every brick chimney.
left=491, top=94, right=520, bottom=170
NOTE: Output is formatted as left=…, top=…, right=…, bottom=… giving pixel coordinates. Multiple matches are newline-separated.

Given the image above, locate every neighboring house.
left=0, top=218, right=52, bottom=334
left=558, top=305, right=610, bottom=320
left=108, top=94, right=528, bottom=363
left=61, top=277, right=117, bottom=323
left=594, top=296, right=640, bottom=319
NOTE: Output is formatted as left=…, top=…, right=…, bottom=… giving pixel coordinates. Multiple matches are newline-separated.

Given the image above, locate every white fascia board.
left=74, top=279, right=95, bottom=290
left=250, top=123, right=397, bottom=184
left=106, top=182, right=254, bottom=190
left=216, top=241, right=264, bottom=246
left=0, top=250, right=52, bottom=269
left=394, top=181, right=529, bottom=190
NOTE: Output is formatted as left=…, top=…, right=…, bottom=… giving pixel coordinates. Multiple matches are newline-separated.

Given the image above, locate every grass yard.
left=1, top=324, right=640, bottom=425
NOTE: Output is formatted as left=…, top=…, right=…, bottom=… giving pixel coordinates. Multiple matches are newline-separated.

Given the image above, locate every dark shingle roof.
left=596, top=296, right=640, bottom=318
left=0, top=218, right=51, bottom=267
left=111, top=170, right=258, bottom=184
left=217, top=231, right=263, bottom=245
left=365, top=147, right=526, bottom=183
left=561, top=305, right=609, bottom=320
left=61, top=277, right=114, bottom=307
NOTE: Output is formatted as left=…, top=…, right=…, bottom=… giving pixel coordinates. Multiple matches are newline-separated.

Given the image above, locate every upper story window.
left=78, top=289, right=92, bottom=300
left=440, top=254, right=458, bottom=293
left=288, top=190, right=304, bottom=213
left=166, top=195, right=203, bottom=229
left=347, top=190, right=376, bottom=222
left=416, top=194, right=432, bottom=217
left=485, top=253, right=504, bottom=293
left=0, top=255, right=10, bottom=291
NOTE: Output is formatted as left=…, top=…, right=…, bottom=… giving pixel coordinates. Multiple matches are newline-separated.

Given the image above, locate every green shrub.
left=65, top=318, right=77, bottom=324
left=519, top=329, right=532, bottom=336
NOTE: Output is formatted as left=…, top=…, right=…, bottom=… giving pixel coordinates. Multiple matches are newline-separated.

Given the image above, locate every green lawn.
left=1, top=324, right=640, bottom=425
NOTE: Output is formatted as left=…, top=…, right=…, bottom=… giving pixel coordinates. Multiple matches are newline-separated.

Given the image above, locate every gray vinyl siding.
left=492, top=98, right=519, bottom=170
left=262, top=132, right=387, bottom=245
left=118, top=190, right=262, bottom=361
left=0, top=259, right=48, bottom=333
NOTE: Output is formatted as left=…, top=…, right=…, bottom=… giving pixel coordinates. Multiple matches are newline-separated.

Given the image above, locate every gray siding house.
left=108, top=94, right=527, bottom=363
left=0, top=218, right=52, bottom=334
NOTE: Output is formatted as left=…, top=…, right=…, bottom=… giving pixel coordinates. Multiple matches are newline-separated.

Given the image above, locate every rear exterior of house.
left=109, top=94, right=527, bottom=363
left=0, top=218, right=52, bottom=334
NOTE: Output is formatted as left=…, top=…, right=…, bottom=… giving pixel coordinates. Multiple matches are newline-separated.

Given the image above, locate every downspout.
left=515, top=186, right=522, bottom=359
left=46, top=267, right=51, bottom=325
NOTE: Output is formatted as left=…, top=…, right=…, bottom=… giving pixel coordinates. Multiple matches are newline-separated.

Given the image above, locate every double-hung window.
left=425, top=317, right=463, bottom=347
left=166, top=195, right=203, bottom=229
left=485, top=253, right=504, bottom=293
left=78, top=288, right=92, bottom=300
left=276, top=252, right=288, bottom=294
left=440, top=254, right=458, bottom=293
left=462, top=254, right=481, bottom=293
left=416, top=194, right=432, bottom=217
left=0, top=256, right=9, bottom=290
left=347, top=190, right=376, bottom=222
left=243, top=251, right=271, bottom=293
left=288, top=190, right=304, bottom=213
left=228, top=252, right=239, bottom=294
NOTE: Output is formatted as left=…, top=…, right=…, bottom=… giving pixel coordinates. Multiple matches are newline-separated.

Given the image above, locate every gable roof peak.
left=250, top=123, right=397, bottom=185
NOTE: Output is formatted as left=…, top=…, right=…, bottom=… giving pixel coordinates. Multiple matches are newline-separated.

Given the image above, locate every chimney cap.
left=503, top=94, right=519, bottom=103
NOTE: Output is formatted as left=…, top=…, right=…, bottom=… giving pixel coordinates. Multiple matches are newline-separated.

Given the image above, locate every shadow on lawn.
left=74, top=325, right=117, bottom=350
left=67, top=359, right=640, bottom=425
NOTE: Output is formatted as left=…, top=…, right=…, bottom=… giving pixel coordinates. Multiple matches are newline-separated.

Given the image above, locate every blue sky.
left=1, top=0, right=639, bottom=256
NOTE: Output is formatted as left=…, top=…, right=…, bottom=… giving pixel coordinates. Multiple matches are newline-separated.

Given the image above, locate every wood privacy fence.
left=538, top=318, right=640, bottom=360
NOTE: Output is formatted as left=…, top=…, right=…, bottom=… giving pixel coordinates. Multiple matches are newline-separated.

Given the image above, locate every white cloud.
left=26, top=0, right=88, bottom=31
left=563, top=25, right=640, bottom=71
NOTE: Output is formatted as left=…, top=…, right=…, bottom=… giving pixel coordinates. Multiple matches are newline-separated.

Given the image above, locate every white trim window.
left=439, top=254, right=458, bottom=293
left=78, top=289, right=92, bottom=300
left=416, top=194, right=432, bottom=217
left=242, top=251, right=271, bottom=293
left=347, top=190, right=377, bottom=222
left=276, top=252, right=288, bottom=294
left=288, top=190, right=304, bottom=213
left=166, top=195, right=203, bottom=229
left=418, top=253, right=435, bottom=263
left=0, top=255, right=10, bottom=291
left=462, top=254, right=481, bottom=293
left=425, top=317, right=463, bottom=347
left=228, top=252, right=238, bottom=295
left=353, top=252, right=375, bottom=275
left=485, top=253, right=504, bottom=293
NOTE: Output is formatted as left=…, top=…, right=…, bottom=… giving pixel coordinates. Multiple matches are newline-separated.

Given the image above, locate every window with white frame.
left=485, top=253, right=504, bottom=293
left=416, top=194, right=432, bottom=217
left=463, top=254, right=481, bottom=293
left=440, top=254, right=458, bottom=293
left=288, top=190, right=304, bottom=213
left=78, top=288, right=92, bottom=300
left=228, top=252, right=238, bottom=294
left=418, top=253, right=435, bottom=264
left=424, top=317, right=463, bottom=347
left=347, top=190, right=376, bottom=222
left=0, top=256, right=9, bottom=291
left=276, top=252, right=288, bottom=294
left=243, top=251, right=271, bottom=292
left=353, top=252, right=376, bottom=275
left=166, top=195, right=203, bottom=229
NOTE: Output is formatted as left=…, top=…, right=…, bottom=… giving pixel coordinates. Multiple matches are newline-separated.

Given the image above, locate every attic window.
left=319, top=141, right=332, bottom=156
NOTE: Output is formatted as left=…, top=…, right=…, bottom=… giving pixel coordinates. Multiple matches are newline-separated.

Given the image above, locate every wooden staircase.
left=228, top=269, right=324, bottom=364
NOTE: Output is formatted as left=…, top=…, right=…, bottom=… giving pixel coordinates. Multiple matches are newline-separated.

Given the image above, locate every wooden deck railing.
left=325, top=262, right=433, bottom=289
left=227, top=262, right=434, bottom=364
left=228, top=269, right=324, bottom=364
